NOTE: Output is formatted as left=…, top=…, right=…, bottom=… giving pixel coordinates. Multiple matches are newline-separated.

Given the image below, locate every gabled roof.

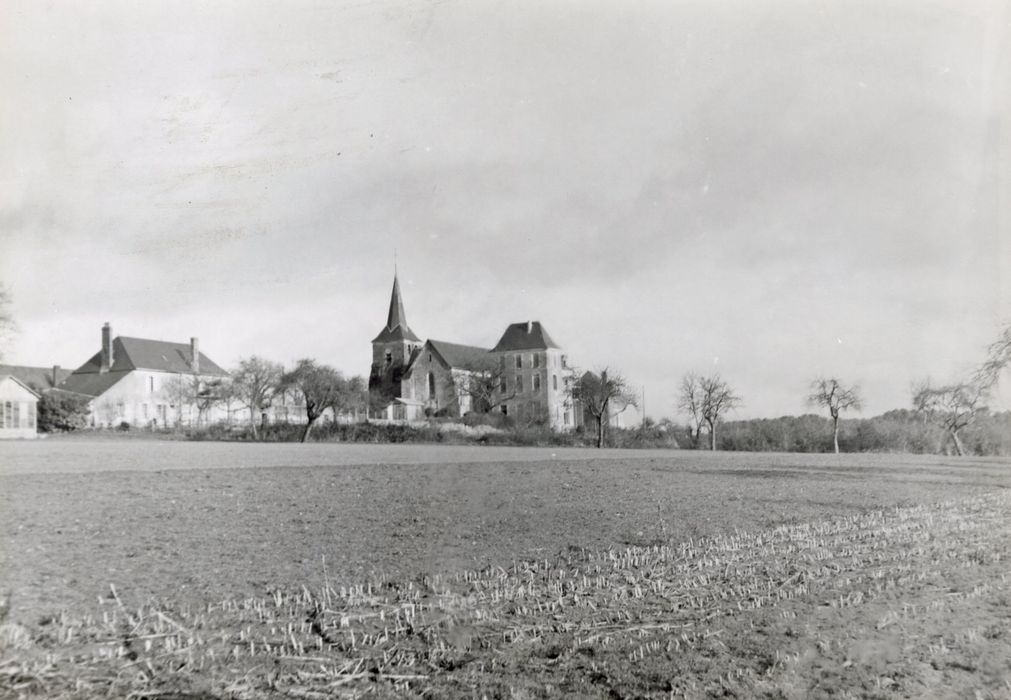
left=427, top=340, right=495, bottom=371
left=372, top=275, right=421, bottom=343
left=58, top=371, right=127, bottom=398
left=372, top=324, right=421, bottom=344
left=491, top=321, right=561, bottom=352
left=0, top=374, right=41, bottom=398
left=70, top=337, right=229, bottom=377
left=0, top=364, right=72, bottom=392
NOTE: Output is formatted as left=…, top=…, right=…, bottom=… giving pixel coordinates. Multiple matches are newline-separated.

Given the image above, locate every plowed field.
left=1, top=440, right=1008, bottom=698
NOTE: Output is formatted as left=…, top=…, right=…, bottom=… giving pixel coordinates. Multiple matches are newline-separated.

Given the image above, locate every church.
left=368, top=275, right=576, bottom=430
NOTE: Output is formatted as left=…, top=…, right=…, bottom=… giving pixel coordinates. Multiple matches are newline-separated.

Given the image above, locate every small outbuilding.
left=0, top=374, right=40, bottom=439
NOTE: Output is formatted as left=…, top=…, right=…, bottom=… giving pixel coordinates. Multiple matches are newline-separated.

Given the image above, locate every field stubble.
left=0, top=443, right=1009, bottom=698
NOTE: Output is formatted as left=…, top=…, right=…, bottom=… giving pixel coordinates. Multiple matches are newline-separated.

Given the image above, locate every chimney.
left=526, top=321, right=533, bottom=334
left=100, top=323, right=113, bottom=373
left=52, top=365, right=61, bottom=387
left=190, top=337, right=200, bottom=374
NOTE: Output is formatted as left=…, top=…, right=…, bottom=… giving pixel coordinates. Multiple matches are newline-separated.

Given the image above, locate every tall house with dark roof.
left=60, top=323, right=230, bottom=428
left=368, top=277, right=575, bottom=429
left=490, top=321, right=572, bottom=429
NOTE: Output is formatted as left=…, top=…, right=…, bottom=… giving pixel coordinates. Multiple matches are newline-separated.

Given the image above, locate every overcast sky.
left=2, top=0, right=1009, bottom=419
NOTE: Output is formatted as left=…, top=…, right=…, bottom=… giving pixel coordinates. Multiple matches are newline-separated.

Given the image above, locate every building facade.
left=368, top=276, right=576, bottom=430
left=60, top=323, right=231, bottom=428
left=0, top=375, right=40, bottom=439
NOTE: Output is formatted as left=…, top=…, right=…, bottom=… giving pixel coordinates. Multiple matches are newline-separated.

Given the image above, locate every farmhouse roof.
left=58, top=371, right=128, bottom=398
left=491, top=321, right=560, bottom=352
left=372, top=275, right=421, bottom=343
left=427, top=340, right=495, bottom=371
left=0, top=364, right=72, bottom=391
left=65, top=336, right=229, bottom=395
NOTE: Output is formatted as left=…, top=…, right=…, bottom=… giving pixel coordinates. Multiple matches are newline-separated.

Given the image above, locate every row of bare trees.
left=909, top=324, right=1011, bottom=456
left=676, top=323, right=1011, bottom=455
left=155, top=357, right=366, bottom=442
left=229, top=356, right=367, bottom=442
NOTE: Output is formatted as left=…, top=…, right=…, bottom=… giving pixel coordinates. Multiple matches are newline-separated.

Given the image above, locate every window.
left=533, top=375, right=541, bottom=392
left=117, top=401, right=125, bottom=418
left=553, top=374, right=558, bottom=391
left=142, top=403, right=149, bottom=419
left=149, top=376, right=155, bottom=393
left=427, top=372, right=436, bottom=399
left=428, top=353, right=432, bottom=362
left=564, top=411, right=570, bottom=425
left=516, top=376, right=523, bottom=393
left=27, top=402, right=36, bottom=429
left=561, top=354, right=568, bottom=368
left=533, top=353, right=540, bottom=368
left=501, top=405, right=508, bottom=416
left=499, top=355, right=506, bottom=371
left=385, top=350, right=393, bottom=365
left=0, top=401, right=5, bottom=427
left=499, top=378, right=507, bottom=394
left=515, top=355, right=522, bottom=369
left=13, top=401, right=21, bottom=428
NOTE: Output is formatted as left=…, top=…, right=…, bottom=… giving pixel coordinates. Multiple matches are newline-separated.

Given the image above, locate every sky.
left=1, top=0, right=1009, bottom=420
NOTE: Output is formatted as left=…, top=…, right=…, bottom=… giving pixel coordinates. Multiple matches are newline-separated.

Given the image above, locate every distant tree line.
left=672, top=322, right=1011, bottom=456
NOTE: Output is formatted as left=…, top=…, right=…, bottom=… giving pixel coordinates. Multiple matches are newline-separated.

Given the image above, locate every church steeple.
left=386, top=275, right=410, bottom=333
left=373, top=274, right=421, bottom=343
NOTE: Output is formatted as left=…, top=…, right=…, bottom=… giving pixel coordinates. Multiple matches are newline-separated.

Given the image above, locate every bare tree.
left=231, top=356, right=284, bottom=439
left=975, top=321, right=1011, bottom=391
left=569, top=367, right=638, bottom=448
left=808, top=377, right=863, bottom=454
left=216, top=379, right=240, bottom=426
left=677, top=372, right=706, bottom=447
left=0, top=284, right=17, bottom=360
left=161, top=373, right=222, bottom=428
left=697, top=373, right=742, bottom=451
left=327, top=374, right=368, bottom=423
left=193, top=378, right=226, bottom=427
left=160, top=374, right=193, bottom=427
left=448, top=362, right=517, bottom=415
left=282, top=359, right=346, bottom=442
left=912, top=380, right=986, bottom=456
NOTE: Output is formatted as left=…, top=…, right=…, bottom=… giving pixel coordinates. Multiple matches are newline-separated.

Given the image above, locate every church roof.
left=491, top=321, right=560, bottom=352
left=427, top=340, right=495, bottom=370
left=372, top=275, right=421, bottom=343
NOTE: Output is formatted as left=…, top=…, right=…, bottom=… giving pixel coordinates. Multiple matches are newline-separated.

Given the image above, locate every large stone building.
left=368, top=276, right=576, bottom=429
left=60, top=323, right=230, bottom=428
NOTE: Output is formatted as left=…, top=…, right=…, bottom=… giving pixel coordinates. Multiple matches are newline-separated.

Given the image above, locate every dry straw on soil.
left=2, top=493, right=1009, bottom=699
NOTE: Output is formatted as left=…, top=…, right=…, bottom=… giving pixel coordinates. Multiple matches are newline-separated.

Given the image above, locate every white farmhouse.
left=61, top=323, right=230, bottom=428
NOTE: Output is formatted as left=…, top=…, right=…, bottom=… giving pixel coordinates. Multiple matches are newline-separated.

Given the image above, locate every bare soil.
left=0, top=441, right=1008, bottom=698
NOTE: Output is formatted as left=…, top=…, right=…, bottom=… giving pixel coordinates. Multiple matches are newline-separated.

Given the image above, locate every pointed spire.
left=373, top=274, right=421, bottom=343
left=386, top=274, right=409, bottom=331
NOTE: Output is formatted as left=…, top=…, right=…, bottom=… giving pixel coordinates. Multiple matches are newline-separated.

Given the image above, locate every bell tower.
left=368, top=274, right=421, bottom=412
